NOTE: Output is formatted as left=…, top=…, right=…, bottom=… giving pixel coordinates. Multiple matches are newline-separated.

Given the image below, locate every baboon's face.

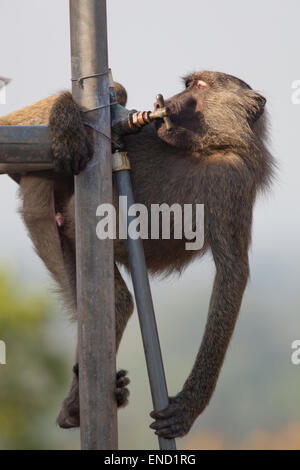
left=156, top=71, right=266, bottom=153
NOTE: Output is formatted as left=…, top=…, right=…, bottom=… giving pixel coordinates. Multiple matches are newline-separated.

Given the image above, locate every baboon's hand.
left=149, top=395, right=197, bottom=438
left=49, top=92, right=94, bottom=175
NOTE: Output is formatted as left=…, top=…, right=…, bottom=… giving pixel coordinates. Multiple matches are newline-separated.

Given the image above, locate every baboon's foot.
left=57, top=364, right=80, bottom=429
left=57, top=366, right=130, bottom=429
left=116, top=369, right=130, bottom=407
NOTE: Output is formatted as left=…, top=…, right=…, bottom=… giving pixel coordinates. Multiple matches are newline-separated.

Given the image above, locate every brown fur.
left=0, top=94, right=59, bottom=126
left=0, top=72, right=274, bottom=437
left=0, top=82, right=133, bottom=429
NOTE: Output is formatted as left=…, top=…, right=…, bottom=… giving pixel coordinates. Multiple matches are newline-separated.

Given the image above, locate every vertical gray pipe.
left=115, top=169, right=177, bottom=451
left=69, top=0, right=117, bottom=450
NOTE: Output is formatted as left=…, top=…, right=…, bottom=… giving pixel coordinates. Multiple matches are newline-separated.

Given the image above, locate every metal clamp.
left=112, top=151, right=131, bottom=172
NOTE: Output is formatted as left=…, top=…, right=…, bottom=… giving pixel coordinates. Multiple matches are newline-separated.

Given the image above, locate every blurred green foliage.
left=0, top=269, right=78, bottom=449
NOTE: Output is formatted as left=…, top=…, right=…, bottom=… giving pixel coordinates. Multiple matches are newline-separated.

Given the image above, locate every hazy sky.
left=0, top=0, right=300, bottom=450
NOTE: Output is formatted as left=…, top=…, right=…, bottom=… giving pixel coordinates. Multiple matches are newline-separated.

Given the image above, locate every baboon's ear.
left=248, top=92, right=266, bottom=124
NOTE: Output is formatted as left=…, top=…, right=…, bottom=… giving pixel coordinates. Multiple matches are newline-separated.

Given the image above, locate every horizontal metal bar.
left=0, top=126, right=53, bottom=173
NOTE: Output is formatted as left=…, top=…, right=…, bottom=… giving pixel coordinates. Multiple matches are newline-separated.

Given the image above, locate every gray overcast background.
left=0, top=0, right=299, bottom=449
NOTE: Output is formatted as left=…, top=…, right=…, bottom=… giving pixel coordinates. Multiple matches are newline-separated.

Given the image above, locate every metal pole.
left=69, top=0, right=117, bottom=450
left=114, top=168, right=177, bottom=451
left=0, top=126, right=53, bottom=174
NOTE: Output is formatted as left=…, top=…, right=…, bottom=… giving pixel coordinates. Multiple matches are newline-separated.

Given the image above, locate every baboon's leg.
left=114, top=264, right=134, bottom=350
left=19, top=173, right=76, bottom=314
left=57, top=265, right=134, bottom=429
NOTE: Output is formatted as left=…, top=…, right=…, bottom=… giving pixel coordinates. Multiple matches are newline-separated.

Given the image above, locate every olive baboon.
left=0, top=72, right=274, bottom=438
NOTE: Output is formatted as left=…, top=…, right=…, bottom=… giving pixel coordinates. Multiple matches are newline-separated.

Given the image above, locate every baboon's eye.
left=196, top=80, right=208, bottom=90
